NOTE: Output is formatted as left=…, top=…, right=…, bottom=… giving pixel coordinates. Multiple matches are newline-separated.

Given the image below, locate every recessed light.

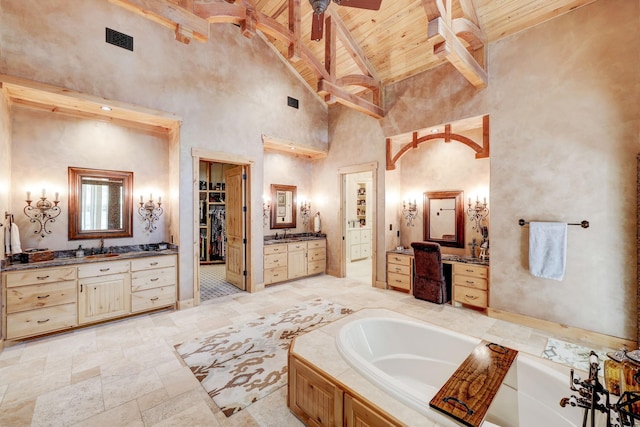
left=100, top=105, right=112, bottom=111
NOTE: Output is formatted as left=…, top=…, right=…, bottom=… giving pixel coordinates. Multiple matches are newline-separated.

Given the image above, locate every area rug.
left=541, top=337, right=607, bottom=372
left=175, top=298, right=352, bottom=416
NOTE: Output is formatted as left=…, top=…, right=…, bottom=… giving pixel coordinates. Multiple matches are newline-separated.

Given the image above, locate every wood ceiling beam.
left=327, top=9, right=380, bottom=83
left=241, top=0, right=257, bottom=38
left=109, top=0, right=209, bottom=42
left=317, top=80, right=383, bottom=119
left=288, top=0, right=301, bottom=61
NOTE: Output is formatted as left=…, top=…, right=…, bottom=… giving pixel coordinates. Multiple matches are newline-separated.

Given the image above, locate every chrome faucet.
left=99, top=238, right=104, bottom=253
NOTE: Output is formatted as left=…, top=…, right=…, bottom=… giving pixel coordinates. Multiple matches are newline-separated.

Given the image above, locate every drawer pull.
left=37, top=294, right=51, bottom=299
left=99, top=268, right=110, bottom=272
left=36, top=275, right=50, bottom=280
left=465, top=294, right=478, bottom=300
left=37, top=318, right=50, bottom=324
left=150, top=262, right=158, bottom=266
left=465, top=269, right=474, bottom=273
left=273, top=274, right=279, bottom=277
left=465, top=280, right=475, bottom=284
left=150, top=278, right=159, bottom=282
left=150, top=297, right=159, bottom=301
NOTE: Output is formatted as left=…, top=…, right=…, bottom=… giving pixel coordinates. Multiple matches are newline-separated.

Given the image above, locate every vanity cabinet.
left=264, top=239, right=325, bottom=286
left=344, top=394, right=401, bottom=427
left=386, top=252, right=412, bottom=292
left=264, top=243, right=288, bottom=285
left=288, top=242, right=308, bottom=279
left=348, top=228, right=371, bottom=261
left=3, top=266, right=77, bottom=339
left=307, top=239, right=326, bottom=275
left=77, top=260, right=131, bottom=324
left=130, top=256, right=177, bottom=313
left=452, top=263, right=489, bottom=309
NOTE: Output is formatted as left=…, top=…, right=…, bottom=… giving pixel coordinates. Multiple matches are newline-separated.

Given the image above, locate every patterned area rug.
left=175, top=299, right=352, bottom=417
left=542, top=338, right=607, bottom=372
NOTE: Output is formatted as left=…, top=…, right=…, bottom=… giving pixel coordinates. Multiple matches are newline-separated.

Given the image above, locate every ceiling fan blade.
left=336, top=0, right=382, bottom=11
left=311, top=12, right=324, bottom=42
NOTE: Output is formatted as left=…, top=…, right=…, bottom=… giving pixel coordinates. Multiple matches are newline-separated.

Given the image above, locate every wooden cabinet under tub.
left=2, top=253, right=177, bottom=341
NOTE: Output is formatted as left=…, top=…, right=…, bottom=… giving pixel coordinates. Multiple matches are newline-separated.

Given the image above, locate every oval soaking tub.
left=336, top=316, right=604, bottom=427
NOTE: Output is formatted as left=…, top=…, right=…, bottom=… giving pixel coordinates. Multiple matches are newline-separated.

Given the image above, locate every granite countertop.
left=263, top=233, right=326, bottom=245
left=2, top=246, right=178, bottom=272
left=388, top=248, right=490, bottom=266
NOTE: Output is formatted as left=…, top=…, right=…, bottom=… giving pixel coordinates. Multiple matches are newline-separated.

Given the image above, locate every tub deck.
left=430, top=341, right=518, bottom=427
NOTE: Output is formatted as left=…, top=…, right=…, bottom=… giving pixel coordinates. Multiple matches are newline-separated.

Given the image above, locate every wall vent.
left=287, top=96, right=299, bottom=109
left=106, top=28, right=133, bottom=51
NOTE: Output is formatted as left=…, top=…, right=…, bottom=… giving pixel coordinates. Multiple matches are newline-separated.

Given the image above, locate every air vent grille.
left=287, top=96, right=299, bottom=109
left=106, top=28, right=133, bottom=51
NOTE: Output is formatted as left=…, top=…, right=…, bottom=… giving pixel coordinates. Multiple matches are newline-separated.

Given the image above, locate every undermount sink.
left=85, top=253, right=120, bottom=259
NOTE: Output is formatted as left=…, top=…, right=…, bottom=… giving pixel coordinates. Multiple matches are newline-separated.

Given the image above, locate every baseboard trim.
left=177, top=299, right=194, bottom=310
left=487, top=307, right=636, bottom=350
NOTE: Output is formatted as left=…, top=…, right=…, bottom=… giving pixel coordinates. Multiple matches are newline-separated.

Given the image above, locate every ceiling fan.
left=309, top=0, right=382, bottom=41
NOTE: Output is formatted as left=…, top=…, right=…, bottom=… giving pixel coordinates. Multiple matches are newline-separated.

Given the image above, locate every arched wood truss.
left=386, top=114, right=489, bottom=170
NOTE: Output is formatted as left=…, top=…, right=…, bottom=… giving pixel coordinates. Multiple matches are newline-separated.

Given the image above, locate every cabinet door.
left=344, top=394, right=401, bottom=427
left=288, top=354, right=342, bottom=427
left=78, top=273, right=131, bottom=324
left=350, top=244, right=362, bottom=260
left=288, top=249, right=307, bottom=279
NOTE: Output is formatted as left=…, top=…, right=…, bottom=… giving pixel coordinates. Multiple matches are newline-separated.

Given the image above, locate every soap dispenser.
left=75, top=245, right=85, bottom=258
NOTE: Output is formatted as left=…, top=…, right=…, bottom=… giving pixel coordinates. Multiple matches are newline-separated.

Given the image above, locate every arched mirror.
left=423, top=190, right=464, bottom=248
left=68, top=167, right=134, bottom=239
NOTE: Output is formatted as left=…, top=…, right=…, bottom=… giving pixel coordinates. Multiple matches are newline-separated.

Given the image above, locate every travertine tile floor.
left=0, top=274, right=611, bottom=426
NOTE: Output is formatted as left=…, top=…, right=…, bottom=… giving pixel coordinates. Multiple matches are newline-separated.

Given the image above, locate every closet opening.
left=198, top=160, right=244, bottom=302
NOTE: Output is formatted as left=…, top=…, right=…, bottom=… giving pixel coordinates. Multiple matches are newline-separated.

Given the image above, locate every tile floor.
left=0, top=274, right=611, bottom=426
left=199, top=264, right=243, bottom=302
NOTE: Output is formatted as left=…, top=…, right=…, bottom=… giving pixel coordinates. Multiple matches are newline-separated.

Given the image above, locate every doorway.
left=340, top=163, right=377, bottom=285
left=192, top=149, right=253, bottom=306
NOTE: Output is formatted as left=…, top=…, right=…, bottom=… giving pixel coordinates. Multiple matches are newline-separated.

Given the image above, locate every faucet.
left=99, top=238, right=104, bottom=254
left=283, top=228, right=289, bottom=238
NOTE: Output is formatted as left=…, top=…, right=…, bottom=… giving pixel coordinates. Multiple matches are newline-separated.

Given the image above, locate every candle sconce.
left=263, top=200, right=270, bottom=226
left=402, top=199, right=418, bottom=227
left=138, top=194, right=163, bottom=232
left=300, top=200, right=311, bottom=226
left=24, top=189, right=61, bottom=238
left=466, top=196, right=489, bottom=232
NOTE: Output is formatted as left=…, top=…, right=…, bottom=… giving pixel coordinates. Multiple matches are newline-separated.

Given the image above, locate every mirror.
left=68, top=167, right=134, bottom=240
left=270, top=184, right=297, bottom=229
left=423, top=190, right=464, bottom=248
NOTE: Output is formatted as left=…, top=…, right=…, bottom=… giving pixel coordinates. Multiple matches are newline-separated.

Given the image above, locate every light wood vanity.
left=2, top=253, right=177, bottom=341
left=386, top=250, right=490, bottom=309
left=264, top=238, right=326, bottom=285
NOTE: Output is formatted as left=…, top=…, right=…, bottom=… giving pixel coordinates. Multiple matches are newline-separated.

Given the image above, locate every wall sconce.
left=300, top=200, right=311, bottom=226
left=138, top=194, right=163, bottom=232
left=466, top=196, right=489, bottom=232
left=263, top=200, right=270, bottom=226
left=402, top=199, right=417, bottom=227
left=24, top=189, right=62, bottom=238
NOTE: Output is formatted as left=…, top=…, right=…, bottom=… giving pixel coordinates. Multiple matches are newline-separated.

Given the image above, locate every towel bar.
left=518, top=218, right=589, bottom=229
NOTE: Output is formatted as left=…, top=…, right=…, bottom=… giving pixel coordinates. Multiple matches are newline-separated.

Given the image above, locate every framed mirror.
left=270, top=184, right=297, bottom=229
left=423, top=190, right=464, bottom=248
left=68, top=167, right=134, bottom=240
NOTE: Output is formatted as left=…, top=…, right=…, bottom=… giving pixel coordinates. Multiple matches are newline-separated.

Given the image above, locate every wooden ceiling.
left=110, top=0, right=596, bottom=119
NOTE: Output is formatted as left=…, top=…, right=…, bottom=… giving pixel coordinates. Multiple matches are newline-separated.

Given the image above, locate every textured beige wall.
left=10, top=108, right=170, bottom=250
left=0, top=93, right=10, bottom=261
left=263, top=152, right=314, bottom=235
left=0, top=0, right=328, bottom=299
left=381, top=0, right=639, bottom=339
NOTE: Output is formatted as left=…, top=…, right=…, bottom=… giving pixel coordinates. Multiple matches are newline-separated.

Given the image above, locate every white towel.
left=529, top=221, right=567, bottom=281
left=10, top=222, right=22, bottom=254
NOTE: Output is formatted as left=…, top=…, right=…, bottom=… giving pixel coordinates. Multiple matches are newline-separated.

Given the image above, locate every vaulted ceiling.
left=109, top=0, right=597, bottom=118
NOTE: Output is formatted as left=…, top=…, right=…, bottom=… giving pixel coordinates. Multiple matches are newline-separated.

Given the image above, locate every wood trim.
left=487, top=307, right=637, bottom=350
left=386, top=115, right=489, bottom=170
left=317, top=80, right=384, bottom=119
left=262, top=135, right=328, bottom=159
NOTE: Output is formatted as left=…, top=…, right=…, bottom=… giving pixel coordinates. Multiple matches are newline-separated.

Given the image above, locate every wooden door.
left=224, top=165, right=245, bottom=290
left=78, top=273, right=130, bottom=324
